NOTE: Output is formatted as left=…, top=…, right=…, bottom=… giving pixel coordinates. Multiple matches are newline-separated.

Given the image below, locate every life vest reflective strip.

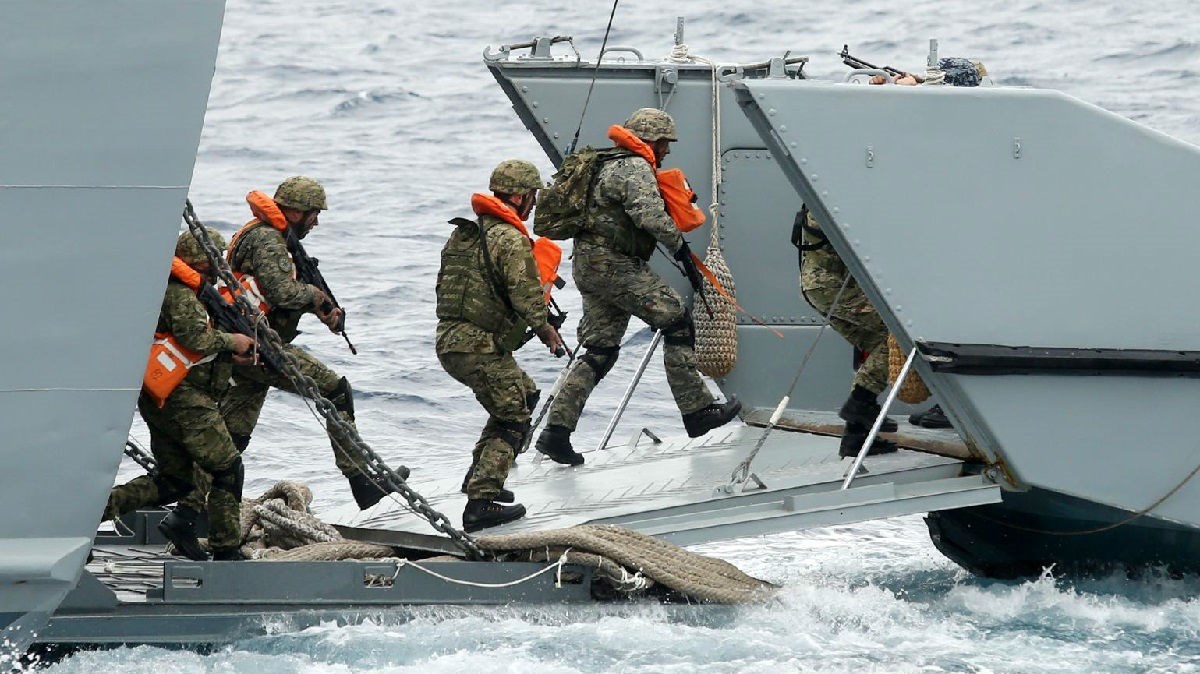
left=470, top=193, right=563, bottom=302
left=606, top=125, right=707, bottom=233
left=142, top=258, right=218, bottom=408
left=223, top=190, right=293, bottom=314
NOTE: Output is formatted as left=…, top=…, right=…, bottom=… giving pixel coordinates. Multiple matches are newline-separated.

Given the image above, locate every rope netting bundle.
left=193, top=484, right=773, bottom=604
left=479, top=524, right=775, bottom=604
left=197, top=481, right=395, bottom=561
left=695, top=242, right=738, bottom=377
left=887, top=334, right=931, bottom=404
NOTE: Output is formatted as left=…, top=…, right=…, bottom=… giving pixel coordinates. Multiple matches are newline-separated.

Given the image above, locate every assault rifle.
left=196, top=281, right=284, bottom=372
left=839, top=44, right=907, bottom=78
left=285, top=229, right=358, bottom=354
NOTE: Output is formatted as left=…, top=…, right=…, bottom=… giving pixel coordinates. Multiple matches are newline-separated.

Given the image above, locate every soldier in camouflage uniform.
left=209, top=176, right=401, bottom=511
left=436, top=159, right=565, bottom=532
left=104, top=229, right=254, bottom=561
left=798, top=209, right=898, bottom=457
left=535, top=108, right=741, bottom=464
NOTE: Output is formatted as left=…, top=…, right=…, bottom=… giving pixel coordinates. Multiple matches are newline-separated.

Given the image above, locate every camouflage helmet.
left=273, top=175, right=328, bottom=211
left=175, top=227, right=226, bottom=267
left=489, top=159, right=542, bottom=194
left=623, top=107, right=677, bottom=142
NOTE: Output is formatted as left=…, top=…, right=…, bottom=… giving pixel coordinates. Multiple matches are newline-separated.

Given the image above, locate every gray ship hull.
left=0, top=0, right=227, bottom=644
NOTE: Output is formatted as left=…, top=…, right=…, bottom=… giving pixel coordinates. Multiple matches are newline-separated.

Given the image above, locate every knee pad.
left=525, top=389, right=541, bottom=414
left=662, top=308, right=696, bottom=348
left=579, top=344, right=620, bottom=382
left=327, top=376, right=355, bottom=419
left=493, top=419, right=527, bottom=453
left=151, top=474, right=191, bottom=505
left=210, top=458, right=245, bottom=501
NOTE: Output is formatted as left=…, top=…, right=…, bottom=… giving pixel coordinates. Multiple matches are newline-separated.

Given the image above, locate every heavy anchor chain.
left=182, top=201, right=485, bottom=560
left=124, top=438, right=158, bottom=477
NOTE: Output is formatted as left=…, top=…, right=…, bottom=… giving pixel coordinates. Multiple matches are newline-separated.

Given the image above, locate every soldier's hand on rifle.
left=230, top=334, right=258, bottom=366
left=317, top=305, right=345, bottom=333
left=535, top=324, right=566, bottom=358
left=309, top=285, right=330, bottom=312
left=230, top=333, right=255, bottom=356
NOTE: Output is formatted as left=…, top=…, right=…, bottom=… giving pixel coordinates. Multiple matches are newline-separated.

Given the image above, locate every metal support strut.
left=596, top=330, right=663, bottom=452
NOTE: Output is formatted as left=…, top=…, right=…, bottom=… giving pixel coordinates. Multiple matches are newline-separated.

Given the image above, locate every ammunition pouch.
left=580, top=344, right=621, bottom=381
left=578, top=207, right=657, bottom=261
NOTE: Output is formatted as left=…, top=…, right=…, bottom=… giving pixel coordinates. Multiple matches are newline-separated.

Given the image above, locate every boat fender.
left=579, top=344, right=620, bottom=381
left=662, top=308, right=696, bottom=348
left=211, top=457, right=245, bottom=501
left=328, top=376, right=355, bottom=419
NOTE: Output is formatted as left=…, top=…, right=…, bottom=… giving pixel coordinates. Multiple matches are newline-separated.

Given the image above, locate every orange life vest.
left=142, top=258, right=218, bottom=408
left=224, top=190, right=289, bottom=314
left=607, top=125, right=707, bottom=233
left=470, top=193, right=563, bottom=303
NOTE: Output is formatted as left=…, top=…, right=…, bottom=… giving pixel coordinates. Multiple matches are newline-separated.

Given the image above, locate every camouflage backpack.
left=533, top=146, right=625, bottom=240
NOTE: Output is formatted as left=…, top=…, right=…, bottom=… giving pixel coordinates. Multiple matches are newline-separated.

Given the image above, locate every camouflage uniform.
left=545, top=117, right=714, bottom=433
left=216, top=180, right=362, bottom=480
left=436, top=162, right=549, bottom=501
left=799, top=210, right=888, bottom=394
left=105, top=231, right=244, bottom=550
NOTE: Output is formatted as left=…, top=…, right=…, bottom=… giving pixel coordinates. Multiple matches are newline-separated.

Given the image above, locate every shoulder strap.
left=453, top=216, right=515, bottom=313
left=791, top=204, right=829, bottom=253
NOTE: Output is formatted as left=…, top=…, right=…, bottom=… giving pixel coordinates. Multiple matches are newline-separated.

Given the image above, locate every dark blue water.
left=62, top=0, right=1200, bottom=671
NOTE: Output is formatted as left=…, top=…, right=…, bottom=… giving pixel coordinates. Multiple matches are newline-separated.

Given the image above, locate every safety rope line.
left=372, top=552, right=574, bottom=590
left=182, top=201, right=485, bottom=559
left=727, top=273, right=852, bottom=489
left=566, top=0, right=620, bottom=156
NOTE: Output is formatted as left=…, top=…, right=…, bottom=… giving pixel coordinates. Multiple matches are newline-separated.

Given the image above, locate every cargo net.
left=196, top=481, right=774, bottom=604
left=694, top=241, right=738, bottom=377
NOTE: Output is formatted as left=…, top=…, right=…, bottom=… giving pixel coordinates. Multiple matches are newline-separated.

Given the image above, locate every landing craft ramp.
left=733, top=77, right=1200, bottom=529
left=334, top=424, right=1000, bottom=546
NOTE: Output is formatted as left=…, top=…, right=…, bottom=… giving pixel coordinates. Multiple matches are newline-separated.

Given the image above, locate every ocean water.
left=67, top=0, right=1200, bottom=671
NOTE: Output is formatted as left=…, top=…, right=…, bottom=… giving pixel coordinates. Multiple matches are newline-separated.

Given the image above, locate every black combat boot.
left=682, top=398, right=743, bottom=438
left=535, top=426, right=585, bottom=466
left=210, top=547, right=247, bottom=561
left=462, top=499, right=527, bottom=533
left=839, top=422, right=899, bottom=459
left=348, top=473, right=394, bottom=510
left=908, top=404, right=952, bottom=429
left=838, top=386, right=898, bottom=433
left=158, top=505, right=209, bottom=561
